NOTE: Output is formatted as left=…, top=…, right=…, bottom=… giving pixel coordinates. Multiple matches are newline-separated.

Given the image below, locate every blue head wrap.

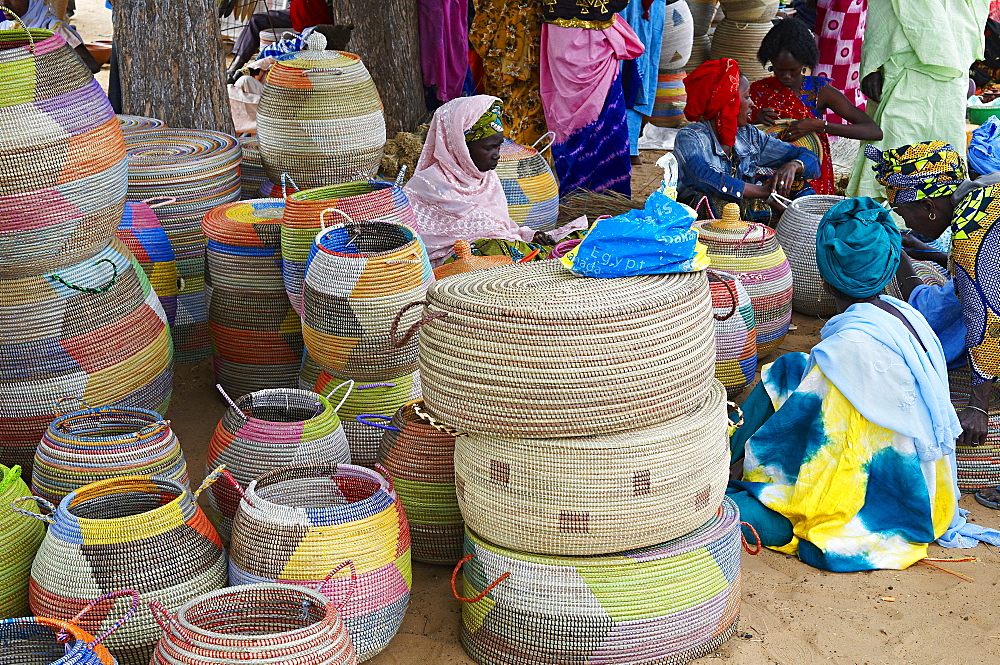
left=816, top=196, right=901, bottom=298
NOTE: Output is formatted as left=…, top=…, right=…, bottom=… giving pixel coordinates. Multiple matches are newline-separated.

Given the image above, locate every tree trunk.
left=114, top=0, right=235, bottom=134
left=329, top=0, right=426, bottom=133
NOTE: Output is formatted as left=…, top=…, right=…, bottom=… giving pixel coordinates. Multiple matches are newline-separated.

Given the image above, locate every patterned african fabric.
left=814, top=0, right=867, bottom=123
left=865, top=141, right=966, bottom=206
left=465, top=100, right=504, bottom=142
left=542, top=0, right=630, bottom=27
left=750, top=75, right=835, bottom=194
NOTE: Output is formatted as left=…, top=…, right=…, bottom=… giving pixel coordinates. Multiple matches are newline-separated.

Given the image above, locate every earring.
left=929, top=212, right=937, bottom=220
left=802, top=67, right=808, bottom=74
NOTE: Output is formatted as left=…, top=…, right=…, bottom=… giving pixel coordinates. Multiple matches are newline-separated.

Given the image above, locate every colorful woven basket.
left=257, top=49, right=386, bottom=188
left=0, top=238, right=173, bottom=470
left=710, top=19, right=773, bottom=81
left=117, top=115, right=164, bottom=131
left=32, top=407, right=187, bottom=506
left=0, top=465, right=46, bottom=619
left=0, top=30, right=127, bottom=278
left=696, top=204, right=793, bottom=356
left=259, top=176, right=302, bottom=199
left=281, top=181, right=418, bottom=313
left=115, top=200, right=179, bottom=326
left=709, top=271, right=757, bottom=398
left=149, top=583, right=358, bottom=665
left=651, top=69, right=687, bottom=128
left=659, top=1, right=694, bottom=71
left=883, top=258, right=948, bottom=300
left=206, top=386, right=352, bottom=540
left=775, top=194, right=843, bottom=317
left=457, top=497, right=743, bottom=665
left=25, top=475, right=227, bottom=665
left=238, top=137, right=268, bottom=199
left=949, top=366, right=1000, bottom=492
left=410, top=261, right=715, bottom=438
left=495, top=136, right=560, bottom=232
left=228, top=463, right=411, bottom=662
left=376, top=400, right=462, bottom=565
left=124, top=128, right=242, bottom=362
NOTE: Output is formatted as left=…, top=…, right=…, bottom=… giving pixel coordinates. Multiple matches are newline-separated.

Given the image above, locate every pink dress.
left=814, top=0, right=867, bottom=124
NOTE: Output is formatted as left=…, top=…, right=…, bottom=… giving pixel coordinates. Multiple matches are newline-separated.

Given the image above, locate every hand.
left=783, top=118, right=825, bottom=142
left=756, top=108, right=779, bottom=126
left=861, top=71, right=884, bottom=103
left=769, top=162, right=800, bottom=198
left=532, top=231, right=554, bottom=244
left=957, top=406, right=989, bottom=447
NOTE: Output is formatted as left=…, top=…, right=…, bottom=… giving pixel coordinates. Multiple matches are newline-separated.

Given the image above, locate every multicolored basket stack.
left=495, top=136, right=560, bottom=232
left=651, top=2, right=693, bottom=127
left=118, top=114, right=165, bottom=131
left=238, top=137, right=269, bottom=199
left=0, top=465, right=46, bottom=618
left=228, top=463, right=411, bottom=662
left=115, top=199, right=179, bottom=326
left=709, top=271, right=757, bottom=398
left=949, top=366, right=1000, bottom=492
left=776, top=195, right=844, bottom=317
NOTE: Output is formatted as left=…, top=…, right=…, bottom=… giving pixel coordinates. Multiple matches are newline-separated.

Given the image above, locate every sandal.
left=974, top=486, right=1000, bottom=509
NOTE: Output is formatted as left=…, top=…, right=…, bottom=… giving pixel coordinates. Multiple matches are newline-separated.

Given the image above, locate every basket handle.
left=693, top=196, right=712, bottom=219
left=374, top=462, right=395, bottom=493
left=68, top=590, right=140, bottom=647
left=129, top=419, right=172, bottom=441
left=142, top=196, right=177, bottom=209
left=394, top=165, right=408, bottom=187
left=12, top=496, right=56, bottom=523
left=195, top=465, right=228, bottom=499
left=54, top=396, right=95, bottom=416
left=0, top=7, right=35, bottom=52
left=769, top=191, right=793, bottom=207
left=735, top=223, right=768, bottom=250
left=316, top=208, right=356, bottom=240
left=530, top=131, right=556, bottom=154
left=320, top=560, right=357, bottom=610
left=356, top=414, right=400, bottom=432
left=48, top=258, right=119, bottom=294
left=214, top=468, right=253, bottom=507
left=215, top=384, right=250, bottom=419
left=451, top=554, right=510, bottom=603
left=389, top=301, right=447, bottom=348
left=148, top=600, right=195, bottom=646
left=707, top=270, right=738, bottom=321
left=382, top=249, right=422, bottom=265
left=412, top=403, right=462, bottom=436
left=325, top=380, right=355, bottom=412
left=280, top=173, right=300, bottom=198
left=740, top=521, right=762, bottom=554
left=727, top=402, right=744, bottom=430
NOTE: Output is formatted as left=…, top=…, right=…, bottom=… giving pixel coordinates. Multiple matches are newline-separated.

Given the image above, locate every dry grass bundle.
left=557, top=189, right=645, bottom=225
left=381, top=123, right=429, bottom=183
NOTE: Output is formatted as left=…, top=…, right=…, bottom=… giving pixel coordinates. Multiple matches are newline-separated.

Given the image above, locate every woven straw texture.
left=377, top=400, right=463, bottom=565
left=417, top=261, right=716, bottom=437
left=949, top=366, right=1000, bottom=492
left=118, top=115, right=164, bottom=131
left=0, top=466, right=46, bottom=619
left=495, top=138, right=560, bottom=231
left=709, top=271, right=757, bottom=398
left=686, top=0, right=719, bottom=35
left=710, top=20, right=773, bottom=81
left=458, top=497, right=742, bottom=665
left=228, top=463, right=412, bottom=662
left=0, top=30, right=127, bottom=278
left=149, top=583, right=358, bottom=665
left=257, top=50, right=386, bottom=188
left=883, top=258, right=947, bottom=300
left=28, top=475, right=227, bottom=665
left=115, top=201, right=179, bottom=326
left=651, top=69, right=687, bottom=128
left=775, top=195, right=844, bottom=317
left=659, top=1, right=694, bottom=70
left=303, top=222, right=433, bottom=381
left=455, top=381, right=729, bottom=555
left=762, top=124, right=824, bottom=166
left=259, top=178, right=302, bottom=198
left=124, top=128, right=241, bottom=362
left=686, top=34, right=713, bottom=74
left=32, top=407, right=187, bottom=505
left=238, top=137, right=268, bottom=199
left=204, top=198, right=304, bottom=397
left=718, top=0, right=779, bottom=21
left=282, top=181, right=419, bottom=314
left=0, top=615, right=118, bottom=664
left=206, top=387, right=352, bottom=540
left=0, top=237, right=173, bottom=471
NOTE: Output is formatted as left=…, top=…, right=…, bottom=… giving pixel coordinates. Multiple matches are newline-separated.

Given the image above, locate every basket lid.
left=433, top=240, right=512, bottom=279
left=706, top=203, right=746, bottom=230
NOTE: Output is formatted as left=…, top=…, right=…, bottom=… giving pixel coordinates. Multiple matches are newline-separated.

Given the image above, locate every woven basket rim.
left=313, top=221, right=416, bottom=258
left=172, top=583, right=333, bottom=640
left=274, top=49, right=362, bottom=67
left=48, top=407, right=167, bottom=443
left=62, top=475, right=189, bottom=521
left=288, top=180, right=396, bottom=203
left=247, top=463, right=389, bottom=509
left=232, top=388, right=335, bottom=425
left=0, top=616, right=114, bottom=662
left=0, top=28, right=56, bottom=52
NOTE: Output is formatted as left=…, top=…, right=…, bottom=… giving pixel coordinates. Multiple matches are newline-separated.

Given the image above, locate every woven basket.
left=651, top=69, right=688, bottom=128
left=259, top=177, right=303, bottom=198
left=124, top=128, right=242, bottom=362
left=687, top=0, right=719, bottom=35
left=709, top=271, right=757, bottom=398
left=696, top=204, right=793, bottom=356
left=257, top=50, right=386, bottom=188
left=659, top=1, right=694, bottom=70
left=115, top=200, right=179, bottom=326
left=718, top=0, right=779, bottom=22
left=376, top=400, right=462, bottom=565
left=763, top=124, right=824, bottom=166
left=949, top=367, right=1000, bottom=492
left=228, top=463, right=411, bottom=662
left=0, top=237, right=173, bottom=471
left=149, top=583, right=358, bottom=665
left=710, top=19, right=773, bottom=81
left=433, top=240, right=512, bottom=280
left=0, top=465, right=46, bottom=619
left=26, top=475, right=227, bottom=665
left=457, top=497, right=743, bottom=665
left=775, top=194, right=844, bottom=317
left=205, top=386, right=352, bottom=540
left=117, top=115, right=164, bottom=131
left=238, top=137, right=268, bottom=200
left=411, top=261, right=716, bottom=438
left=0, top=30, right=127, bottom=278
left=883, top=258, right=948, bottom=300
left=281, top=181, right=419, bottom=313
left=686, top=34, right=713, bottom=74
left=32, top=407, right=187, bottom=506
left=496, top=136, right=560, bottom=232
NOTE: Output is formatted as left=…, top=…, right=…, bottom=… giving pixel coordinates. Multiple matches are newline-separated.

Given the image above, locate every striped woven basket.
left=883, top=258, right=948, bottom=300
left=376, top=400, right=463, bottom=565
left=686, top=34, right=713, bottom=74
left=949, top=367, right=1000, bottom=492
left=710, top=19, right=774, bottom=81
left=204, top=198, right=304, bottom=397
left=696, top=205, right=793, bottom=356
left=149, top=583, right=358, bottom=665
left=117, top=115, right=164, bottom=131
left=259, top=177, right=302, bottom=199
left=124, top=128, right=242, bottom=362
left=238, top=137, right=269, bottom=200
left=0, top=30, right=127, bottom=279
left=115, top=200, right=179, bottom=326
left=659, top=1, right=694, bottom=71
left=257, top=50, right=386, bottom=188
left=0, top=465, right=46, bottom=619
left=454, top=381, right=729, bottom=556
left=687, top=0, right=719, bottom=35
left=228, top=463, right=412, bottom=662
left=0, top=238, right=173, bottom=471
left=32, top=407, right=187, bottom=506
left=205, top=386, right=352, bottom=540
left=25, top=475, right=227, bottom=665
left=495, top=137, right=560, bottom=232
left=718, top=0, right=779, bottom=21
left=650, top=69, right=687, bottom=128
left=457, top=497, right=743, bottom=665
left=709, top=271, right=757, bottom=398
left=775, top=195, right=844, bottom=317
left=411, top=261, right=716, bottom=438
left=281, top=181, right=419, bottom=313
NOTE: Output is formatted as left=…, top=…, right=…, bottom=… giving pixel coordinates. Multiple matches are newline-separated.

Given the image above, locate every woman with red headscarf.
left=674, top=58, right=821, bottom=220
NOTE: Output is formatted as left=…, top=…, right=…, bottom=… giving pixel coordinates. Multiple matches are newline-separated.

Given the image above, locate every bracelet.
left=965, top=405, right=989, bottom=416
left=903, top=275, right=924, bottom=282
left=823, top=120, right=829, bottom=133
left=791, top=159, right=805, bottom=173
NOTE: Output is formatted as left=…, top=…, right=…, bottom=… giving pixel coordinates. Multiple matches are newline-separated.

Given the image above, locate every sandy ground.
left=61, top=3, right=1000, bottom=661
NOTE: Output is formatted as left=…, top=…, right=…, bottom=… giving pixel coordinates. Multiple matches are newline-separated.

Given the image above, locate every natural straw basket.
left=495, top=135, right=560, bottom=232
left=709, top=271, right=757, bottom=398
left=228, top=463, right=411, bottom=662
left=32, top=407, right=188, bottom=506
left=0, top=30, right=127, bottom=278
left=456, top=497, right=744, bottom=665
left=238, top=137, right=268, bottom=199
left=950, top=366, right=1000, bottom=492
left=686, top=34, right=712, bottom=74
left=0, top=465, right=46, bottom=619
left=718, top=0, right=779, bottom=22
left=115, top=199, right=179, bottom=326
left=118, top=115, right=164, bottom=131
left=0, top=238, right=173, bottom=471
left=405, top=261, right=716, bottom=438
left=687, top=0, right=719, bottom=35
left=432, top=240, right=512, bottom=280
left=775, top=194, right=844, bottom=317
left=710, top=19, right=774, bottom=81
left=148, top=583, right=358, bottom=665
left=24, top=475, right=227, bottom=665
left=659, top=0, right=694, bottom=71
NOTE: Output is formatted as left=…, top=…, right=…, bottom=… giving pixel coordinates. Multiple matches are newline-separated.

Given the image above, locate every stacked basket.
left=709, top=270, right=758, bottom=398
left=709, top=0, right=779, bottom=82
left=118, top=115, right=164, bottom=131
left=496, top=136, right=560, bottom=232
left=685, top=0, right=717, bottom=73
left=115, top=199, right=179, bottom=325
left=0, top=465, right=46, bottom=618
left=651, top=1, right=694, bottom=127
left=238, top=137, right=269, bottom=199
left=776, top=195, right=844, bottom=317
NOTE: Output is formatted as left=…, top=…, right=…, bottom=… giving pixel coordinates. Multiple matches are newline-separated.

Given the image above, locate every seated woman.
left=0, top=0, right=99, bottom=72
left=674, top=58, right=821, bottom=221
left=751, top=19, right=883, bottom=195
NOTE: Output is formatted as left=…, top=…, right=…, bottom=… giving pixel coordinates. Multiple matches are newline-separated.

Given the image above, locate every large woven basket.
left=696, top=205, right=793, bottom=356
left=718, top=0, right=779, bottom=21
left=124, top=128, right=242, bottom=362
left=118, top=115, right=164, bottom=131
left=949, top=366, right=1000, bottom=492
left=686, top=0, right=719, bottom=35
left=775, top=195, right=844, bottom=317
left=0, top=465, right=46, bottom=619
left=376, top=400, right=463, bottom=565
left=115, top=200, right=179, bottom=326
left=281, top=181, right=418, bottom=313
left=686, top=33, right=713, bottom=74
left=457, top=497, right=743, bottom=665
left=32, top=407, right=187, bottom=506
left=257, top=50, right=386, bottom=188
left=228, top=463, right=411, bottom=662
left=709, top=271, right=757, bottom=398
left=0, top=30, right=127, bottom=278
left=659, top=1, right=694, bottom=70
left=496, top=137, right=560, bottom=232
left=411, top=261, right=716, bottom=438
left=149, top=583, right=358, bottom=665
left=205, top=386, right=352, bottom=540
left=651, top=69, right=687, bottom=128
left=238, top=137, right=268, bottom=199
left=0, top=238, right=173, bottom=470
left=710, top=19, right=773, bottom=81
left=26, top=475, right=227, bottom=665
